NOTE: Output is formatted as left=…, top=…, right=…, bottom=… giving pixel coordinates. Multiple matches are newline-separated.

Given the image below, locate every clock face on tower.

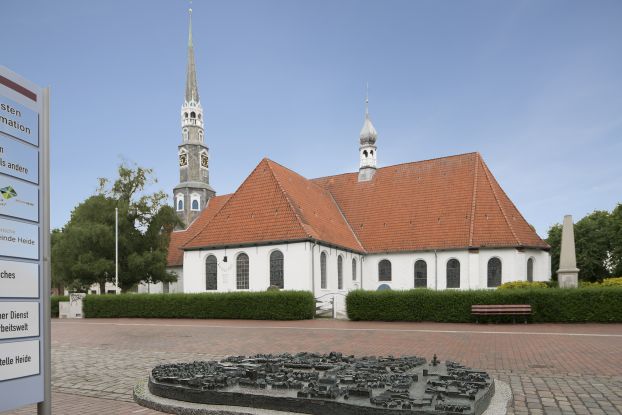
left=201, top=153, right=209, bottom=168
left=179, top=153, right=188, bottom=167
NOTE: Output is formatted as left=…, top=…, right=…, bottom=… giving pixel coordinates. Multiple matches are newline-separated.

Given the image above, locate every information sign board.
left=0, top=260, right=39, bottom=298
left=0, top=66, right=49, bottom=414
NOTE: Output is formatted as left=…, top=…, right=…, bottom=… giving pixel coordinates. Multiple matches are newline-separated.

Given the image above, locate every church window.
left=177, top=198, right=184, bottom=211
left=446, top=259, right=460, bottom=288
left=190, top=194, right=200, bottom=211
left=205, top=255, right=217, bottom=290
left=179, top=151, right=188, bottom=166
left=363, top=150, right=368, bottom=157
left=270, top=250, right=284, bottom=289
left=378, top=259, right=391, bottom=281
left=184, top=112, right=188, bottom=118
left=370, top=150, right=374, bottom=156
left=198, top=113, right=202, bottom=119
left=352, top=258, right=357, bottom=281
left=183, top=128, right=189, bottom=141
left=191, top=111, right=196, bottom=118
left=337, top=255, right=343, bottom=290
left=320, top=252, right=327, bottom=289
left=236, top=253, right=249, bottom=289
left=527, top=258, right=534, bottom=282
left=487, top=257, right=502, bottom=287
left=415, top=260, right=427, bottom=288
left=201, top=153, right=209, bottom=169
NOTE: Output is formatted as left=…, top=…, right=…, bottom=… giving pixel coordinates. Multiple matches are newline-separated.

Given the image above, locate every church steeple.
left=358, top=85, right=378, bottom=182
left=185, top=8, right=199, bottom=104
left=174, top=6, right=215, bottom=228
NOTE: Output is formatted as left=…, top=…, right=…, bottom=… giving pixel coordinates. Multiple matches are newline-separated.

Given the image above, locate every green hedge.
left=83, top=291, right=315, bottom=320
left=51, top=295, right=69, bottom=318
left=346, top=287, right=622, bottom=323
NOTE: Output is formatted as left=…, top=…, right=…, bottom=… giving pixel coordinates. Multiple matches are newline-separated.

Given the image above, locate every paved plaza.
left=3, top=319, right=621, bottom=415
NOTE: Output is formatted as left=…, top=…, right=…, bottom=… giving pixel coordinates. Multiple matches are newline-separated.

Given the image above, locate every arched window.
left=352, top=258, right=357, bottom=281
left=487, top=257, right=502, bottom=287
left=370, top=150, right=374, bottom=156
left=337, top=255, right=343, bottom=290
left=527, top=258, right=534, bottom=282
left=320, top=252, right=327, bottom=289
left=184, top=112, right=188, bottom=118
left=205, top=255, right=217, bottom=290
left=379, top=260, right=392, bottom=281
left=270, top=250, right=284, bottom=288
left=447, top=259, right=460, bottom=288
left=190, top=111, right=196, bottom=118
left=363, top=150, right=368, bottom=157
left=177, top=199, right=183, bottom=211
left=198, top=113, right=202, bottom=119
left=191, top=200, right=199, bottom=210
left=236, top=253, right=249, bottom=289
left=414, top=260, right=427, bottom=288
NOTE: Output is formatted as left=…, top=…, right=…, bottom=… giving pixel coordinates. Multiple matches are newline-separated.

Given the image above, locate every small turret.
left=358, top=86, right=378, bottom=182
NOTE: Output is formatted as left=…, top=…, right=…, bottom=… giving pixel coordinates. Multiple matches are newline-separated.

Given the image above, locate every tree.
left=546, top=209, right=615, bottom=282
left=52, top=195, right=117, bottom=293
left=97, top=163, right=182, bottom=290
left=610, top=204, right=622, bottom=276
left=54, top=162, right=182, bottom=292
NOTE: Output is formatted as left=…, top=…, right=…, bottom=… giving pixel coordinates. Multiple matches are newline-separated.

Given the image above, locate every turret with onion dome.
left=358, top=88, right=378, bottom=181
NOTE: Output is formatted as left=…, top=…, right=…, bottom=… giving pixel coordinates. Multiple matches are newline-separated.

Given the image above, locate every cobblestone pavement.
left=3, top=319, right=622, bottom=414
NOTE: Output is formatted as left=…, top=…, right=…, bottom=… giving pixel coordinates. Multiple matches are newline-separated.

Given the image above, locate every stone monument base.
left=558, top=271, right=579, bottom=288
left=133, top=379, right=512, bottom=415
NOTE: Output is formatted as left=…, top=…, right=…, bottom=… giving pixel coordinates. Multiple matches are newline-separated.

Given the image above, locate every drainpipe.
left=360, top=256, right=364, bottom=290
left=311, top=242, right=317, bottom=294
left=434, top=250, right=438, bottom=290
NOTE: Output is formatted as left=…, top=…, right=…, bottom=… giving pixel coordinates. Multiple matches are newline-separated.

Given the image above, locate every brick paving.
left=2, top=319, right=621, bottom=414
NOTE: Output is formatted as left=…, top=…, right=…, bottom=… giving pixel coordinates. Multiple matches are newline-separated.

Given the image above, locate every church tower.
left=358, top=89, right=378, bottom=182
left=174, top=8, right=215, bottom=227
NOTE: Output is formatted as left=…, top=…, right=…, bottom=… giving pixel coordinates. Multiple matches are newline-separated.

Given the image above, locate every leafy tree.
left=55, top=162, right=182, bottom=293
left=52, top=195, right=117, bottom=293
left=547, top=209, right=615, bottom=282
left=610, top=204, right=622, bottom=276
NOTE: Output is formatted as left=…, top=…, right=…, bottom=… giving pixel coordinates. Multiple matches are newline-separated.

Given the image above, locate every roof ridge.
left=183, top=161, right=269, bottom=248
left=322, top=187, right=366, bottom=252
left=181, top=194, right=231, bottom=248
left=468, top=153, right=479, bottom=247
left=311, top=151, right=480, bottom=182
left=479, top=157, right=521, bottom=246
left=264, top=160, right=313, bottom=239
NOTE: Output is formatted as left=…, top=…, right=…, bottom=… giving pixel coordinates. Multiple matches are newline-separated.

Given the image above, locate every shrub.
left=602, top=277, right=622, bottom=287
left=346, top=287, right=622, bottom=323
left=497, top=281, right=549, bottom=290
left=83, top=291, right=315, bottom=320
left=51, top=295, right=69, bottom=318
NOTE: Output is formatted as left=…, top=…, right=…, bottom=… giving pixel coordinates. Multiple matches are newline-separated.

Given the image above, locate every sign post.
left=0, top=66, right=51, bottom=414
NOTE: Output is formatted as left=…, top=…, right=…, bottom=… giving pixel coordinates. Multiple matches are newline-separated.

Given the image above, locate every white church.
left=152, top=10, right=551, bottom=301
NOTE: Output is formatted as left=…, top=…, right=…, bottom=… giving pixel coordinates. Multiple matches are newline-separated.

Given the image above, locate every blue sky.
left=2, top=0, right=621, bottom=237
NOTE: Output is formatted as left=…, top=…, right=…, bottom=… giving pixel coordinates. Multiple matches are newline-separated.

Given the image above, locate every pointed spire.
left=185, top=7, right=200, bottom=103
left=360, top=83, right=377, bottom=145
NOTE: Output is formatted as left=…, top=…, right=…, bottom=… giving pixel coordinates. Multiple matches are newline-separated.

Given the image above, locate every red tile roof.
left=313, top=152, right=548, bottom=252
left=168, top=152, right=547, bottom=266
left=166, top=194, right=231, bottom=266
left=183, top=159, right=364, bottom=252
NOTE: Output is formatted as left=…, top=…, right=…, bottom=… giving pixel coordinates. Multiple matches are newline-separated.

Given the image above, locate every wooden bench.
left=471, top=304, right=532, bottom=323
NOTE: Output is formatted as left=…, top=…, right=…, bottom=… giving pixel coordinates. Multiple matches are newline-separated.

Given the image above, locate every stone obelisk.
left=557, top=215, right=579, bottom=288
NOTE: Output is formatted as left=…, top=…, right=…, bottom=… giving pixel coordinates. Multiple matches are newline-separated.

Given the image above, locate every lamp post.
left=115, top=207, right=119, bottom=294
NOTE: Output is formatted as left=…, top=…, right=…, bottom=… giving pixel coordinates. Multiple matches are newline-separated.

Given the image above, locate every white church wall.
left=360, top=248, right=551, bottom=291
left=182, top=243, right=313, bottom=293
left=311, top=244, right=365, bottom=315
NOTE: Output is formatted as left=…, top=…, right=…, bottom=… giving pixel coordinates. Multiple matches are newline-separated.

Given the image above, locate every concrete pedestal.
left=558, top=270, right=579, bottom=288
